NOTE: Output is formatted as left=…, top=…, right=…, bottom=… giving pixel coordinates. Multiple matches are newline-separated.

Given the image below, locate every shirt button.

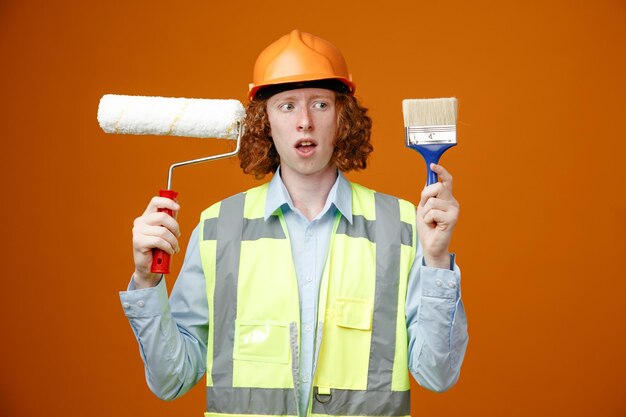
left=435, top=279, right=443, bottom=287
left=122, top=302, right=130, bottom=309
left=302, top=376, right=309, bottom=383
left=447, top=281, right=457, bottom=289
left=137, top=300, right=145, bottom=308
left=305, top=324, right=312, bottom=332
left=306, top=275, right=313, bottom=283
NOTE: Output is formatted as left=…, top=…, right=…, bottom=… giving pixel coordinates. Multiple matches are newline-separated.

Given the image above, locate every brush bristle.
left=402, top=98, right=458, bottom=127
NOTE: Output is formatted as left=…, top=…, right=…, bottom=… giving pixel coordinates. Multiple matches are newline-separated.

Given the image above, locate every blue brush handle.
left=408, top=143, right=457, bottom=185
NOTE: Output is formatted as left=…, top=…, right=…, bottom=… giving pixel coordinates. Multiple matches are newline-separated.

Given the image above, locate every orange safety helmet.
left=248, top=30, right=355, bottom=101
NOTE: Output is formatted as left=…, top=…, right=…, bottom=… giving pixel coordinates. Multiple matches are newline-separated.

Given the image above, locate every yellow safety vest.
left=199, top=182, right=417, bottom=417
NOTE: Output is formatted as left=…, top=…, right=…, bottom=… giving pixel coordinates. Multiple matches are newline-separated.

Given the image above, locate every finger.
left=143, top=196, right=181, bottom=216
left=133, top=224, right=180, bottom=253
left=419, top=183, right=440, bottom=207
left=419, top=182, right=452, bottom=207
left=135, top=212, right=181, bottom=237
left=421, top=197, right=457, bottom=217
left=423, top=208, right=456, bottom=229
left=421, top=200, right=459, bottom=226
left=135, top=234, right=178, bottom=255
left=134, top=222, right=180, bottom=248
left=430, top=163, right=453, bottom=191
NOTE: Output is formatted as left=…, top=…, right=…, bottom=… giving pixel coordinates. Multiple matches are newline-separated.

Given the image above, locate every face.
left=266, top=88, right=337, bottom=182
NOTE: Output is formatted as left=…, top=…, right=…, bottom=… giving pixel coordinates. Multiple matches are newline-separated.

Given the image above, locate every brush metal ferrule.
left=405, top=125, right=456, bottom=145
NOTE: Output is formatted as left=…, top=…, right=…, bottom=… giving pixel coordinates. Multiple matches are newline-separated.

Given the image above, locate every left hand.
left=416, top=163, right=459, bottom=268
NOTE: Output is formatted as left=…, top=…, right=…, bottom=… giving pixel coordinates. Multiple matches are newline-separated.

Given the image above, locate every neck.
left=281, top=166, right=338, bottom=221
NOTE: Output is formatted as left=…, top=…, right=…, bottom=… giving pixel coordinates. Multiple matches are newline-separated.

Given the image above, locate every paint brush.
left=403, top=98, right=458, bottom=185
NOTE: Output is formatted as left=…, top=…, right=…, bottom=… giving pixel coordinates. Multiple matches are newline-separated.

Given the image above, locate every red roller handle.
left=151, top=189, right=179, bottom=274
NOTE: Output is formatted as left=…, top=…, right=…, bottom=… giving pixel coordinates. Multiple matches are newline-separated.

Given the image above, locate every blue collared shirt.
left=120, top=169, right=468, bottom=414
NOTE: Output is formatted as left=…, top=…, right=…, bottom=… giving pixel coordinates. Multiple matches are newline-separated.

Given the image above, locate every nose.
left=297, top=107, right=312, bottom=131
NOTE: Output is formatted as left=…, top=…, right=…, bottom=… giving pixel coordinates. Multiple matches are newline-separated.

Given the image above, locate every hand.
left=131, top=196, right=181, bottom=287
left=416, top=164, right=459, bottom=269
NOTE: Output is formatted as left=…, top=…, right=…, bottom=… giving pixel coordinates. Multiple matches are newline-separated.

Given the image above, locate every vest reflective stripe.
left=203, top=218, right=217, bottom=240
left=311, top=388, right=410, bottom=416
left=207, top=387, right=297, bottom=416
left=212, top=193, right=245, bottom=388
left=243, top=217, right=287, bottom=240
left=201, top=183, right=415, bottom=417
left=204, top=217, right=286, bottom=243
left=336, top=215, right=413, bottom=247
left=369, top=192, right=401, bottom=391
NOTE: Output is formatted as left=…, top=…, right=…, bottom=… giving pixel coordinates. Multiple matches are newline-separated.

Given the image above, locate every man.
left=122, top=30, right=468, bottom=417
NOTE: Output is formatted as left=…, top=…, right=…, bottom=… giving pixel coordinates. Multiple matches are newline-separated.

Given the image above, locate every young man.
left=122, top=30, right=468, bottom=417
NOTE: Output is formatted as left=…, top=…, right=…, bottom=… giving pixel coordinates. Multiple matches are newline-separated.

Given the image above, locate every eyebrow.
left=310, top=94, right=334, bottom=100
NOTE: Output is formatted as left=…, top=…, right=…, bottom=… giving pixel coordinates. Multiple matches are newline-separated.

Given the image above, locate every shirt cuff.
left=119, top=277, right=169, bottom=318
left=421, top=254, right=460, bottom=300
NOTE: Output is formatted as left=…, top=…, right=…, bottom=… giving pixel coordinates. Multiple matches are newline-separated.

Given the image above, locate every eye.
left=279, top=103, right=294, bottom=111
left=313, top=101, right=329, bottom=110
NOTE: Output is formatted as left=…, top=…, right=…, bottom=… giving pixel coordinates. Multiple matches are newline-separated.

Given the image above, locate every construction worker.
left=121, top=30, right=468, bottom=417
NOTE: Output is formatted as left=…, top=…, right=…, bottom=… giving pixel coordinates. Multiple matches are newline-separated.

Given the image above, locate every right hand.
left=132, top=196, right=181, bottom=287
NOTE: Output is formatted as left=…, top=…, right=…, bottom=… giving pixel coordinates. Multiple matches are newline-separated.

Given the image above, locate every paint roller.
left=97, top=94, right=245, bottom=274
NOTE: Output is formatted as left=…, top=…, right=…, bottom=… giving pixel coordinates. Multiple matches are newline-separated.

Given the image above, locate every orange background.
left=1, top=1, right=625, bottom=416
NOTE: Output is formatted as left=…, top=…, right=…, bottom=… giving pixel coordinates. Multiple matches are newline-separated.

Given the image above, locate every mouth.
left=295, top=139, right=317, bottom=155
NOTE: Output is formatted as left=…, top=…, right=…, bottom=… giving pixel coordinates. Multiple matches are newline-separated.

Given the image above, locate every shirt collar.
left=264, top=167, right=353, bottom=224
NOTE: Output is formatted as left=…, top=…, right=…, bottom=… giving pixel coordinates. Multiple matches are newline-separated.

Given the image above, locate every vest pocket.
left=315, top=298, right=373, bottom=390
left=233, top=320, right=290, bottom=364
left=336, top=298, right=373, bottom=330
